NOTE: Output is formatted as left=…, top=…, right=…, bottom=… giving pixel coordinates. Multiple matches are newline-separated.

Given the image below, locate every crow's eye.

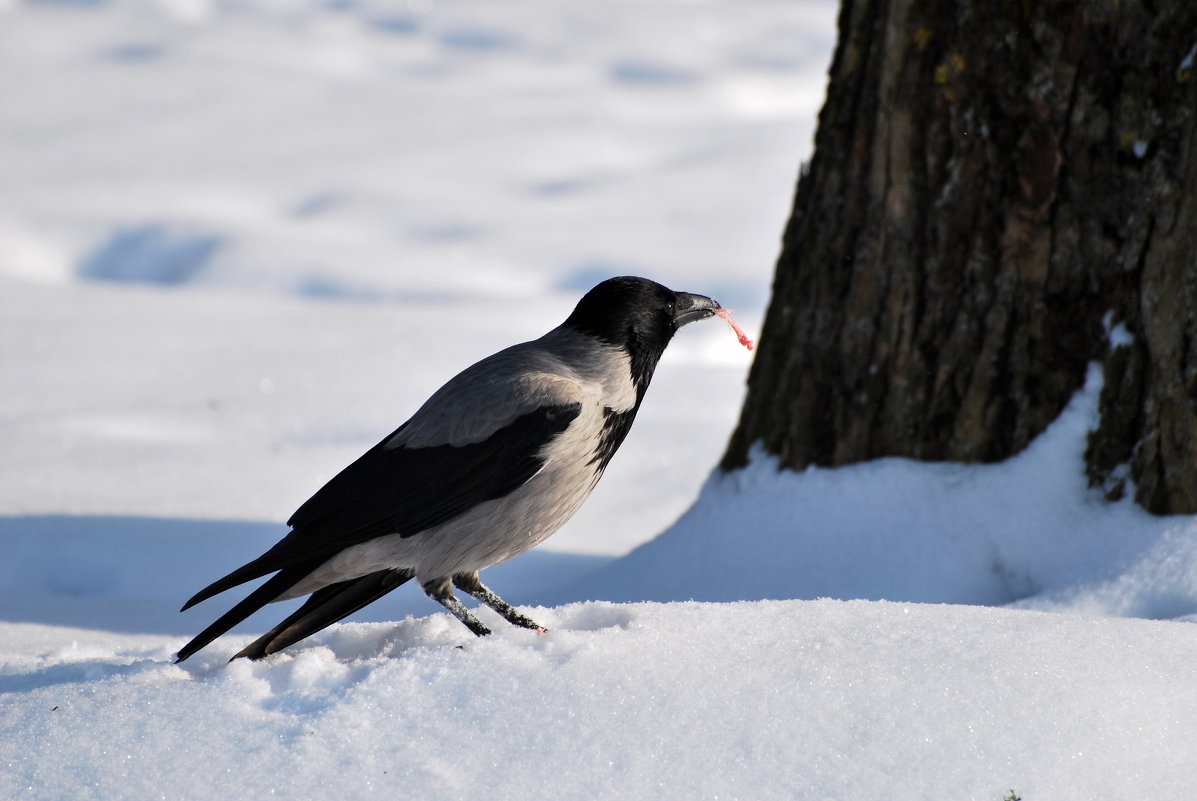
left=664, top=302, right=674, bottom=314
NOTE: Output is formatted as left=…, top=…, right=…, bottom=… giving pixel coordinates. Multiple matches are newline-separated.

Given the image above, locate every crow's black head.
left=563, top=276, right=720, bottom=390
left=564, top=276, right=719, bottom=351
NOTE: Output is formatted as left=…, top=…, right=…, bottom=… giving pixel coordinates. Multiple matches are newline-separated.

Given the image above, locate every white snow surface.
left=4, top=1, right=1197, bottom=799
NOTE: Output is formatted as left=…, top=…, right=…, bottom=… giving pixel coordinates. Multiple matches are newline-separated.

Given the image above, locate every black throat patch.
left=590, top=405, right=640, bottom=473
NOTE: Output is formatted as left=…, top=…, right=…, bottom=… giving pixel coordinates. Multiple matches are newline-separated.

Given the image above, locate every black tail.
left=231, top=568, right=415, bottom=660
left=180, top=552, right=293, bottom=612
left=175, top=561, right=321, bottom=663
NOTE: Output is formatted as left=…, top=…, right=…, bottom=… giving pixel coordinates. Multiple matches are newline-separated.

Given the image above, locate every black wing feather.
left=181, top=402, right=582, bottom=611
left=232, top=568, right=415, bottom=660
left=174, top=560, right=324, bottom=662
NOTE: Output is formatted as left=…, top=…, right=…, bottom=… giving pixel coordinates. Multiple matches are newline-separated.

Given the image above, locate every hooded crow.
left=176, top=276, right=725, bottom=661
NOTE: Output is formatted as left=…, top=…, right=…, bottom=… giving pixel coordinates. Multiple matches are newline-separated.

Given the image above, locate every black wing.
left=181, top=401, right=582, bottom=612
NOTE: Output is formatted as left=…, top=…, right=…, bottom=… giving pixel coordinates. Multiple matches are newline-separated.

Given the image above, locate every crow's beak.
left=672, top=292, right=720, bottom=327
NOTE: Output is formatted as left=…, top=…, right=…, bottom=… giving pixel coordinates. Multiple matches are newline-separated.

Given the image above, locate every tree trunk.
left=723, top=0, right=1197, bottom=514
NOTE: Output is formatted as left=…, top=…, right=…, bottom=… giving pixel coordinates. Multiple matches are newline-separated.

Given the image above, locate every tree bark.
left=723, top=0, right=1197, bottom=513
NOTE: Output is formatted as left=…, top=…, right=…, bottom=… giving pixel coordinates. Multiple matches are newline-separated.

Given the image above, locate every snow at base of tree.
left=574, top=364, right=1197, bottom=623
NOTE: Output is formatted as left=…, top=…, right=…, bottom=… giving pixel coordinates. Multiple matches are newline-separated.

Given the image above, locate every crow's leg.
left=423, top=577, right=491, bottom=636
left=453, top=571, right=547, bottom=633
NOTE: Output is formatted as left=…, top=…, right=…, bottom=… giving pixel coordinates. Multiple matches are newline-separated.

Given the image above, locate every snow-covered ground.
left=4, top=1, right=1197, bottom=799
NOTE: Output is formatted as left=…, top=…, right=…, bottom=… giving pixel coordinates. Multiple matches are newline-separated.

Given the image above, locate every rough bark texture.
left=723, top=0, right=1197, bottom=514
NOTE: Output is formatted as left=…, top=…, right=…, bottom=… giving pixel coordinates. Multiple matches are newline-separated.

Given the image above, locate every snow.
left=1181, top=41, right=1197, bottom=73
left=1104, top=310, right=1134, bottom=350
left=8, top=602, right=1197, bottom=801
left=4, top=1, right=1197, bottom=799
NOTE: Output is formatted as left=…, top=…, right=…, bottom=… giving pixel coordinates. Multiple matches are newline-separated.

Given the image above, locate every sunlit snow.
left=3, top=2, right=1196, bottom=799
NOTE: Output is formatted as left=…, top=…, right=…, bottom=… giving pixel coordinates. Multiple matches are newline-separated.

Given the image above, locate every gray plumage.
left=176, top=276, right=722, bottom=661
left=283, top=329, right=633, bottom=597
